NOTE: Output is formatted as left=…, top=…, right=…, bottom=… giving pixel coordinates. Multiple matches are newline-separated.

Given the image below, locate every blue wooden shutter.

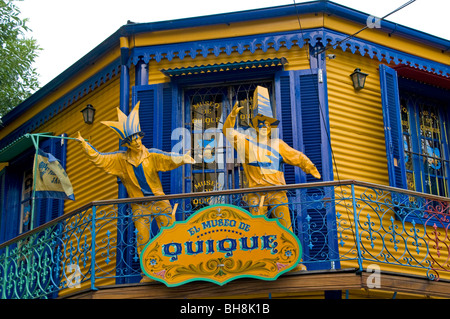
left=275, top=70, right=327, bottom=183
left=275, top=71, right=298, bottom=185
left=0, top=170, right=7, bottom=245
left=34, top=135, right=67, bottom=228
left=160, top=85, right=174, bottom=195
left=380, top=64, right=407, bottom=189
left=132, top=83, right=176, bottom=195
left=276, top=69, right=337, bottom=271
left=134, top=84, right=156, bottom=149
left=298, top=71, right=324, bottom=183
left=297, top=70, right=329, bottom=270
left=126, top=84, right=177, bottom=283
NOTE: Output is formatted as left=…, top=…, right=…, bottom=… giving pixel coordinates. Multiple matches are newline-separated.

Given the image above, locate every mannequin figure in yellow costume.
left=76, top=102, right=195, bottom=259
left=224, top=86, right=321, bottom=231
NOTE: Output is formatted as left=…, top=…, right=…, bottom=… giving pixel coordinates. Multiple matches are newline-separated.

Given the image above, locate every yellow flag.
left=34, top=149, right=75, bottom=200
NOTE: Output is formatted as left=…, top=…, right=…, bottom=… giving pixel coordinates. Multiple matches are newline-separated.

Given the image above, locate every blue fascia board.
left=2, top=0, right=448, bottom=126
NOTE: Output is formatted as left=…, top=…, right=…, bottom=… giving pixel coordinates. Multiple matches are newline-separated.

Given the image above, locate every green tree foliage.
left=0, top=0, right=41, bottom=118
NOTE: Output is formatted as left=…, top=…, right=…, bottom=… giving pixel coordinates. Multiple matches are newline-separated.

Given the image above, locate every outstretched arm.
left=151, top=149, right=195, bottom=172
left=76, top=131, right=122, bottom=176
left=279, top=139, right=321, bottom=179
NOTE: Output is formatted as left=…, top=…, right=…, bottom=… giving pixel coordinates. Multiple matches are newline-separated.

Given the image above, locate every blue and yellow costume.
left=223, top=86, right=321, bottom=230
left=77, top=102, right=194, bottom=254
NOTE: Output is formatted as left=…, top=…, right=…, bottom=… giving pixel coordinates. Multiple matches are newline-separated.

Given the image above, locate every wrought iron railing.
left=0, top=180, right=449, bottom=299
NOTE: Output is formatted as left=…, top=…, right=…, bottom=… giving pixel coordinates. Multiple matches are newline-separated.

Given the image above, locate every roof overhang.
left=395, top=65, right=450, bottom=90
left=0, top=135, right=34, bottom=162
left=160, top=58, right=287, bottom=77
left=0, top=133, right=52, bottom=163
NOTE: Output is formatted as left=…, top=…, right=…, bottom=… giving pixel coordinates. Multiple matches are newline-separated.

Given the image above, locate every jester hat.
left=252, top=86, right=279, bottom=129
left=101, top=101, right=145, bottom=145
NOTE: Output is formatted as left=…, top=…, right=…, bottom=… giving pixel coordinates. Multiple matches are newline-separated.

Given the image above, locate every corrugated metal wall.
left=326, top=48, right=389, bottom=185
left=39, top=76, right=121, bottom=210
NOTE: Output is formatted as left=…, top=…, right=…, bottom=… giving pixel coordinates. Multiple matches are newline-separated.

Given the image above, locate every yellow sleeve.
left=149, top=149, right=189, bottom=172
left=278, top=139, right=317, bottom=174
left=79, top=140, right=123, bottom=176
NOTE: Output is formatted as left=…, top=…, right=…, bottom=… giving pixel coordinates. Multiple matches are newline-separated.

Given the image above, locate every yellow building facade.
left=0, top=1, right=449, bottom=300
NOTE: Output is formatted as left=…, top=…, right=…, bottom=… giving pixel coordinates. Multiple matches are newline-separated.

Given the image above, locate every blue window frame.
left=380, top=64, right=450, bottom=197
left=401, top=94, right=450, bottom=197
left=381, top=65, right=450, bottom=229
left=183, top=81, right=275, bottom=195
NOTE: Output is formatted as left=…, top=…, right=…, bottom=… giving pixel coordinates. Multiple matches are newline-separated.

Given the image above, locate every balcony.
left=1, top=180, right=449, bottom=299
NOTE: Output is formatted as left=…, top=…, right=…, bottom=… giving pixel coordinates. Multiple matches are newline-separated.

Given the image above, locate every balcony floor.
left=61, top=268, right=450, bottom=299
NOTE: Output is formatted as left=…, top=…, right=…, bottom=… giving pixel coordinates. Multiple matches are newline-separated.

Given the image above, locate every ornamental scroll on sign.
left=140, top=204, right=302, bottom=287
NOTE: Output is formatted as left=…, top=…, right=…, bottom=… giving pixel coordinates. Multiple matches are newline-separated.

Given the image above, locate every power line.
left=315, top=0, right=417, bottom=56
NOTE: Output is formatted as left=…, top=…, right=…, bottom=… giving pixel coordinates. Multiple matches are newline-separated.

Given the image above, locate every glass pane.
left=401, top=99, right=415, bottom=191
left=418, top=103, right=448, bottom=197
left=185, top=81, right=275, bottom=199
left=188, top=87, right=226, bottom=194
left=20, top=170, right=33, bottom=234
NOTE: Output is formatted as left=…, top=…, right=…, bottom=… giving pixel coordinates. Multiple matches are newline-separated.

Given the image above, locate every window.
left=20, top=170, right=33, bottom=234
left=184, top=81, right=274, bottom=194
left=401, top=96, right=449, bottom=196
left=380, top=64, right=450, bottom=196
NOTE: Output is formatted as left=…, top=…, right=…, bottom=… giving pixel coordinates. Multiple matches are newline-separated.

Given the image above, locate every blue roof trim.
left=0, top=59, right=121, bottom=150
left=131, top=28, right=449, bottom=77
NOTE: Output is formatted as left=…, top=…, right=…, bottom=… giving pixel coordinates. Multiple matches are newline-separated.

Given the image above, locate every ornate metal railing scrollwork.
left=1, top=180, right=449, bottom=298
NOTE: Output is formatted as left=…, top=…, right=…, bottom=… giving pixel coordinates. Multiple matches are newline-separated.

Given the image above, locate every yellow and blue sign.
left=140, top=204, right=302, bottom=287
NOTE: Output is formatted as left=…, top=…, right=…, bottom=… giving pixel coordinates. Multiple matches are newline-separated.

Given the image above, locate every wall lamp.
left=350, top=68, right=369, bottom=90
left=81, top=104, right=96, bottom=124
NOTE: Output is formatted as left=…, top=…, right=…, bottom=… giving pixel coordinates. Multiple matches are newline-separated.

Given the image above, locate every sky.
left=15, top=0, right=450, bottom=88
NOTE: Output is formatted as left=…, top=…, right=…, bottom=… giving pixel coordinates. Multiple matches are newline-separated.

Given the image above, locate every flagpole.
left=30, top=134, right=40, bottom=231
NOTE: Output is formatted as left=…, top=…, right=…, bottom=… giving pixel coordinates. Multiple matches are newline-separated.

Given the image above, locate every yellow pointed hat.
left=252, top=86, right=279, bottom=128
left=101, top=101, right=145, bottom=145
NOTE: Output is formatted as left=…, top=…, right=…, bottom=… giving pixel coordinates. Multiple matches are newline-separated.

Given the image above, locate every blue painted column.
left=135, top=59, right=149, bottom=86
left=119, top=36, right=130, bottom=199
left=117, top=37, right=133, bottom=284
